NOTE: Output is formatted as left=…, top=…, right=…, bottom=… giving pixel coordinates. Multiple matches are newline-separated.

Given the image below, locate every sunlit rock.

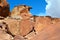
left=11, top=5, right=32, bottom=20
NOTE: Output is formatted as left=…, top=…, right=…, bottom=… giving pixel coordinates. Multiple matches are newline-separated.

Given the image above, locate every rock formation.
left=0, top=30, right=13, bottom=40
left=0, top=0, right=60, bottom=40
left=11, top=5, right=32, bottom=20
left=30, top=16, right=60, bottom=40
left=0, top=0, right=10, bottom=17
left=13, top=35, right=25, bottom=40
left=19, top=19, right=34, bottom=36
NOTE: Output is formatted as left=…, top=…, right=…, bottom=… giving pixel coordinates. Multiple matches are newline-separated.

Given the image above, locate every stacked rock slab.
left=19, top=19, right=34, bottom=36
left=0, top=0, right=10, bottom=17
left=11, top=5, right=32, bottom=19
left=0, top=0, right=60, bottom=40
left=4, top=5, right=34, bottom=37
left=34, top=16, right=52, bottom=34
left=4, top=18, right=20, bottom=36
left=29, top=16, right=60, bottom=40
left=2, top=5, right=60, bottom=40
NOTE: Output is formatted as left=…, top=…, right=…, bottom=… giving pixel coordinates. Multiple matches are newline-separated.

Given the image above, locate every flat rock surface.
left=19, top=19, right=34, bottom=36
left=4, top=18, right=20, bottom=36
left=30, top=21, right=60, bottom=40
left=0, top=30, right=13, bottom=40
left=34, top=16, right=52, bottom=33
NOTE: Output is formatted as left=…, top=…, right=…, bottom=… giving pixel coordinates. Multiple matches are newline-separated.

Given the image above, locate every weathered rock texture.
left=11, top=5, right=32, bottom=20
left=4, top=18, right=20, bottom=36
left=30, top=19, right=60, bottom=40
left=0, top=0, right=60, bottom=40
left=0, top=28, right=13, bottom=40
left=0, top=0, right=10, bottom=17
left=19, top=19, right=34, bottom=36
left=13, top=35, right=25, bottom=40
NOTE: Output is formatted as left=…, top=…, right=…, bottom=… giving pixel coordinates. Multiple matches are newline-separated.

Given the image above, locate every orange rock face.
left=0, top=0, right=8, bottom=7
left=0, top=0, right=10, bottom=17
left=11, top=5, right=32, bottom=20
left=29, top=16, right=60, bottom=40
left=0, top=0, right=60, bottom=40
left=4, top=18, right=20, bottom=36
left=8, top=5, right=33, bottom=37
left=34, top=16, right=52, bottom=34
left=30, top=23, right=60, bottom=40
left=4, top=17, right=34, bottom=36
left=3, top=16, right=60, bottom=40
left=19, top=19, right=34, bottom=36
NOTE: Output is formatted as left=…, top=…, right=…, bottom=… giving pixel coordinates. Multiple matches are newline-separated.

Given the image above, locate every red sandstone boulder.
left=10, top=5, right=33, bottom=36
left=29, top=16, right=60, bottom=40
left=4, top=18, right=20, bottom=36
left=30, top=23, right=60, bottom=40
left=19, top=19, right=34, bottom=36
left=11, top=5, right=32, bottom=20
left=34, top=16, right=52, bottom=34
left=4, top=17, right=34, bottom=36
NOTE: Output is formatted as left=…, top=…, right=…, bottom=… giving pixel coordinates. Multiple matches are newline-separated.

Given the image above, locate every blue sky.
left=7, top=0, right=47, bottom=16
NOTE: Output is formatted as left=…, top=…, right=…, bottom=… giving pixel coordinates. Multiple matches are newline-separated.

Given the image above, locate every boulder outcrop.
left=0, top=0, right=60, bottom=40
left=0, top=0, right=10, bottom=17
left=11, top=5, right=32, bottom=20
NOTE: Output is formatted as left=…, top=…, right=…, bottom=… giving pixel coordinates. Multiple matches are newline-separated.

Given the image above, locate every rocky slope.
left=0, top=0, right=60, bottom=40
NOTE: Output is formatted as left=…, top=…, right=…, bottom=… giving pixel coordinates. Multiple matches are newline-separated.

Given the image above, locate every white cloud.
left=45, top=0, right=60, bottom=18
